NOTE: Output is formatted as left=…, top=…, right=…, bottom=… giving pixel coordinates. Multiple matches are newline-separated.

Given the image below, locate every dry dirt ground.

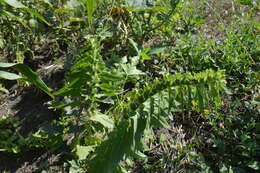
left=0, top=71, right=66, bottom=173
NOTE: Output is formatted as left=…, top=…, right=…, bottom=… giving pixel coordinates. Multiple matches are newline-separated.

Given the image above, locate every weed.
left=0, top=0, right=259, bottom=172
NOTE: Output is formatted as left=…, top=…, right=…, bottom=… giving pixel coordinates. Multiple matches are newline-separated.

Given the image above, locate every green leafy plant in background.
left=0, top=0, right=50, bottom=26
left=0, top=115, right=25, bottom=153
left=0, top=0, right=53, bottom=66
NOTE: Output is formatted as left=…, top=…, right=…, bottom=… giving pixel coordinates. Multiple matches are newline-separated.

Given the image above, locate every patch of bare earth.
left=0, top=42, right=66, bottom=172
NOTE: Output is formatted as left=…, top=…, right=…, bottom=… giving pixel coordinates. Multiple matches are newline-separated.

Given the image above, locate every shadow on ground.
left=0, top=148, right=67, bottom=173
left=0, top=71, right=67, bottom=172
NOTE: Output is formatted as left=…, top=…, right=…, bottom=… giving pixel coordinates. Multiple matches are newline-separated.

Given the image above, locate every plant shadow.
left=0, top=70, right=66, bottom=172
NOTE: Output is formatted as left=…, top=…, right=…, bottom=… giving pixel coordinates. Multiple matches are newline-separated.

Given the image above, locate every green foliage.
left=85, top=0, right=96, bottom=27
left=1, top=0, right=50, bottom=25
left=0, top=62, right=53, bottom=98
left=0, top=0, right=259, bottom=172
left=0, top=115, right=25, bottom=153
left=86, top=70, right=225, bottom=172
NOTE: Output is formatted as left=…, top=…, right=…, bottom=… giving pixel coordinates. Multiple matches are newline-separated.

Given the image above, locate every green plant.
left=0, top=115, right=25, bottom=153
left=0, top=62, right=53, bottom=98
left=0, top=0, right=50, bottom=25
left=86, top=70, right=225, bottom=173
left=0, top=0, right=259, bottom=173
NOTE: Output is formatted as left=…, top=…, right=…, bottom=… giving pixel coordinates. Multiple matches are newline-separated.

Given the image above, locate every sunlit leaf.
left=3, top=0, right=25, bottom=8
left=0, top=85, right=9, bottom=94
left=76, top=145, right=95, bottom=160
left=0, top=70, right=22, bottom=80
left=86, top=0, right=95, bottom=26
left=121, top=64, right=145, bottom=76
left=0, top=62, right=17, bottom=68
left=148, top=46, right=166, bottom=55
left=128, top=38, right=140, bottom=54
left=247, top=161, right=260, bottom=170
left=23, top=8, right=51, bottom=26
left=90, top=112, right=114, bottom=129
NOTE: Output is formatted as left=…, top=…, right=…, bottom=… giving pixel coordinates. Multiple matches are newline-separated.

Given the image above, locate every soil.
left=0, top=149, right=66, bottom=173
left=0, top=74, right=66, bottom=173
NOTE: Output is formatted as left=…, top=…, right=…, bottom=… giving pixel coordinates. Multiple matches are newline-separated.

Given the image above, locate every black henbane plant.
left=86, top=69, right=226, bottom=173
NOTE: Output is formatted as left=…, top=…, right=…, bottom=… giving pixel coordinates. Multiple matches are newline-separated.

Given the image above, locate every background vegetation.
left=0, top=0, right=259, bottom=172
